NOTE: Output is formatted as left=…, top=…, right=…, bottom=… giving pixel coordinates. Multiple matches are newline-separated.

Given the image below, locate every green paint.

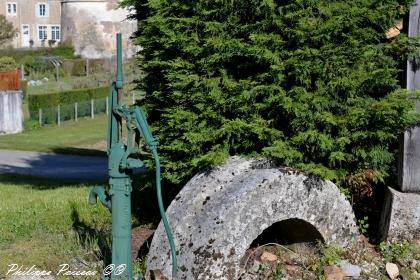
left=89, top=33, right=177, bottom=279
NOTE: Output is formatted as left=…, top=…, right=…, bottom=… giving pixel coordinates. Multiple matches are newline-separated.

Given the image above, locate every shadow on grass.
left=52, top=147, right=107, bottom=157
left=68, top=174, right=179, bottom=265
left=71, top=204, right=112, bottom=265
left=0, top=173, right=97, bottom=189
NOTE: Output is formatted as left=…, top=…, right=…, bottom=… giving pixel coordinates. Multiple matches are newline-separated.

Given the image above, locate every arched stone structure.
left=147, top=157, right=358, bottom=279
left=250, top=218, right=325, bottom=246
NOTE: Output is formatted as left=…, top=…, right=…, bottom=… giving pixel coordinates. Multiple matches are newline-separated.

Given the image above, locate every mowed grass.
left=0, top=173, right=111, bottom=279
left=0, top=115, right=107, bottom=154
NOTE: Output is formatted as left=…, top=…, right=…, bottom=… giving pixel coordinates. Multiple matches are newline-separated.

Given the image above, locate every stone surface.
left=379, top=187, right=420, bottom=241
left=386, top=263, right=400, bottom=280
left=61, top=1, right=138, bottom=58
left=338, top=260, right=361, bottom=278
left=132, top=227, right=155, bottom=260
left=398, top=124, right=420, bottom=192
left=147, top=157, right=358, bottom=279
left=324, top=265, right=346, bottom=280
left=260, top=251, right=278, bottom=263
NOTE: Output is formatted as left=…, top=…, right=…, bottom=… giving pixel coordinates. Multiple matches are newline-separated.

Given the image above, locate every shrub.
left=379, top=241, right=420, bottom=267
left=126, top=0, right=420, bottom=185
left=62, top=59, right=87, bottom=76
left=0, top=56, right=17, bottom=71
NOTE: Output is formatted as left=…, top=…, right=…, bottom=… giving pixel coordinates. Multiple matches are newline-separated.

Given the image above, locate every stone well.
left=147, top=157, right=358, bottom=279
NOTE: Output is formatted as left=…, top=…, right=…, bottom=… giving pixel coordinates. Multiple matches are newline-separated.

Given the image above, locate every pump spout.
left=89, top=186, right=112, bottom=210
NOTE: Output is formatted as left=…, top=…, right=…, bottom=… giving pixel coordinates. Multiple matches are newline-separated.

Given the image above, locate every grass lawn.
left=0, top=115, right=107, bottom=155
left=0, top=173, right=111, bottom=279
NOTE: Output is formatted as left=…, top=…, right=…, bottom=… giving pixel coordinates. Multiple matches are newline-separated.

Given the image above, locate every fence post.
left=75, top=102, right=78, bottom=122
left=38, top=108, right=42, bottom=126
left=57, top=105, right=61, bottom=126
left=106, top=96, right=109, bottom=115
left=86, top=59, right=89, bottom=77
left=91, top=99, right=94, bottom=119
left=55, top=64, right=60, bottom=82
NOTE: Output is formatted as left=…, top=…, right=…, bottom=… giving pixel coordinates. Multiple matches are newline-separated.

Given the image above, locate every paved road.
left=0, top=149, right=108, bottom=182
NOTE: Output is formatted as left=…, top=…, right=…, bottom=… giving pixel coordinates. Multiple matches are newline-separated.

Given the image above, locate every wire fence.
left=29, top=97, right=108, bottom=126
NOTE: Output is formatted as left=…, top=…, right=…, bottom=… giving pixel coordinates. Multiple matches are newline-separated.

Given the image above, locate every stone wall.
left=0, top=91, right=23, bottom=134
left=61, top=0, right=137, bottom=58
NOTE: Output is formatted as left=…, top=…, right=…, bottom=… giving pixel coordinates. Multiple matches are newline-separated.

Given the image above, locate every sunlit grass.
left=0, top=174, right=111, bottom=278
left=0, top=115, right=107, bottom=154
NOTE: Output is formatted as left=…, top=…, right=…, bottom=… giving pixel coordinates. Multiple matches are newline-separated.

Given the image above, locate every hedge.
left=0, top=46, right=77, bottom=62
left=28, top=86, right=108, bottom=111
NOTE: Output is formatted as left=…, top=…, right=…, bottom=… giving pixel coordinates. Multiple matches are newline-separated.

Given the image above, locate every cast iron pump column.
left=89, top=34, right=177, bottom=279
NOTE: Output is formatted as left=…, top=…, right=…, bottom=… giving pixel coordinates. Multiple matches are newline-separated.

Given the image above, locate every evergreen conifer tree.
left=123, top=0, right=420, bottom=192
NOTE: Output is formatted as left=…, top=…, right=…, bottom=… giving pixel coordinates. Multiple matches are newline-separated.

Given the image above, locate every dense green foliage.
left=28, top=87, right=108, bottom=111
left=0, top=56, right=17, bottom=71
left=125, top=0, right=420, bottom=187
left=0, top=46, right=77, bottom=62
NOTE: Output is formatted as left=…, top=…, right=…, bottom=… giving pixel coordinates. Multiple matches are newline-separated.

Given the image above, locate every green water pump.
left=89, top=34, right=177, bottom=279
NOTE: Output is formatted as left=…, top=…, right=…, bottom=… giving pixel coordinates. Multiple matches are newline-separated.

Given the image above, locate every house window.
left=51, top=26, right=60, bottom=40
left=6, top=2, right=17, bottom=16
left=36, top=3, right=49, bottom=17
left=38, top=26, right=47, bottom=40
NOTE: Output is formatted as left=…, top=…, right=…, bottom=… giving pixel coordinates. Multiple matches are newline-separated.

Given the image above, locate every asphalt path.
left=0, top=149, right=108, bottom=182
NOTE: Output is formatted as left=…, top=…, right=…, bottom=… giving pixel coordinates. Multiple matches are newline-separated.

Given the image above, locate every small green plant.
left=133, top=257, right=148, bottom=278
left=23, top=119, right=41, bottom=131
left=358, top=216, right=369, bottom=234
left=379, top=241, right=419, bottom=267
left=306, top=244, right=346, bottom=279
left=320, top=245, right=345, bottom=266
left=271, top=264, right=284, bottom=280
